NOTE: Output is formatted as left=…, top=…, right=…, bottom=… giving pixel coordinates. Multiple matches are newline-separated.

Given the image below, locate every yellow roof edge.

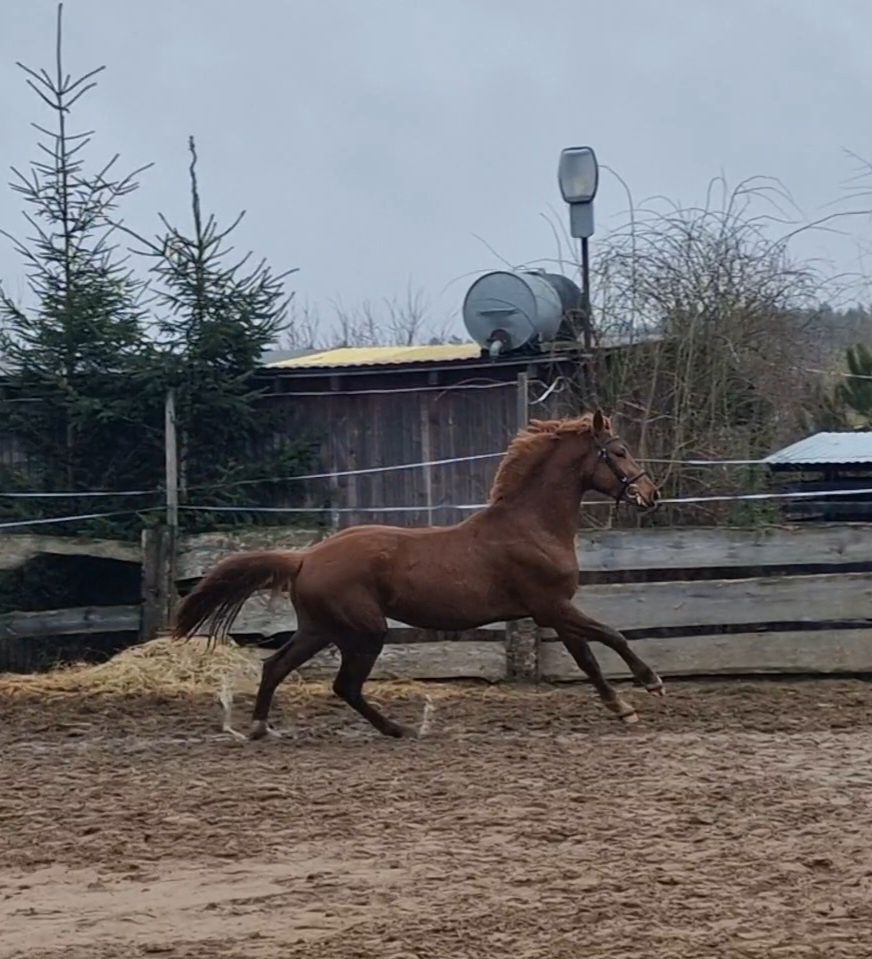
left=266, top=343, right=482, bottom=370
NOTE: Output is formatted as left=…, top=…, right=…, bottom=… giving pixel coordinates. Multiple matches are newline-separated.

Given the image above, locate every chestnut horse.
left=174, top=411, right=664, bottom=739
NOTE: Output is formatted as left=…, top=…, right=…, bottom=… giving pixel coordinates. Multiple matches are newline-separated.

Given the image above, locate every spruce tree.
left=0, top=4, right=156, bottom=536
left=836, top=343, right=872, bottom=428
left=126, top=137, right=316, bottom=530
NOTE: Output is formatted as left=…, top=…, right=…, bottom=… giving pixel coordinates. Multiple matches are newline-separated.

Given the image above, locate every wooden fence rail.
left=0, top=532, right=144, bottom=672
left=163, top=522, right=872, bottom=682
left=0, top=605, right=142, bottom=642
left=578, top=524, right=872, bottom=573
left=2, top=524, right=872, bottom=679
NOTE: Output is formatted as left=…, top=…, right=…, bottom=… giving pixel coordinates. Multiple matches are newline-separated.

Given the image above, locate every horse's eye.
left=615, top=448, right=628, bottom=459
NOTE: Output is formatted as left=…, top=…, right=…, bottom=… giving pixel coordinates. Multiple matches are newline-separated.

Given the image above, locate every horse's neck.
left=488, top=458, right=584, bottom=544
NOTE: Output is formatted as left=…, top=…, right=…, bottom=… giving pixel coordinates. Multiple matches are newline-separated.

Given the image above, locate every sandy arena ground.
left=2, top=677, right=872, bottom=958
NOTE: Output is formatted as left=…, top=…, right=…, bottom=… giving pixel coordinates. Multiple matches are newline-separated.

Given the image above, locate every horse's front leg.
left=534, top=604, right=636, bottom=722
left=566, top=605, right=664, bottom=695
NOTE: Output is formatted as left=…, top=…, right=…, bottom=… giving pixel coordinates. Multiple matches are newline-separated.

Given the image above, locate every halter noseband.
left=595, top=435, right=650, bottom=504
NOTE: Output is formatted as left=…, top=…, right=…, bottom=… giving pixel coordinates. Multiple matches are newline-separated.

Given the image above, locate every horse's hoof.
left=605, top=699, right=638, bottom=724
left=646, top=677, right=666, bottom=696
left=221, top=724, right=249, bottom=743
left=248, top=721, right=269, bottom=741
left=388, top=722, right=419, bottom=739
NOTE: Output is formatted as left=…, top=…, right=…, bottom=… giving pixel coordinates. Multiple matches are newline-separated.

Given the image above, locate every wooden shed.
left=765, top=431, right=872, bottom=522
left=257, top=342, right=583, bottom=528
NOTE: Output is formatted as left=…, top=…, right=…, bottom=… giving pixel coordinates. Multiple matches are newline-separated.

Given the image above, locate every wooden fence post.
left=507, top=371, right=541, bottom=681
left=505, top=619, right=540, bottom=682
left=141, top=525, right=171, bottom=641
left=164, top=390, right=180, bottom=619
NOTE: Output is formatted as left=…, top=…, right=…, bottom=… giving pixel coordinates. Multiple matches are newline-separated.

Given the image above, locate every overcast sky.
left=2, top=0, right=871, bottom=337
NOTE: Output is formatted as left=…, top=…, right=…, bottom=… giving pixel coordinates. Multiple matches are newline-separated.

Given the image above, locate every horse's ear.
left=592, top=409, right=606, bottom=433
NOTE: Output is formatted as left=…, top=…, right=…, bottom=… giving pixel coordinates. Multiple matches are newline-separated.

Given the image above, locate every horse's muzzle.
left=628, top=482, right=660, bottom=512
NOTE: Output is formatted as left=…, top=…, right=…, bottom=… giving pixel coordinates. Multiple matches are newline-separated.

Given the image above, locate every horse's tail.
left=173, top=550, right=304, bottom=644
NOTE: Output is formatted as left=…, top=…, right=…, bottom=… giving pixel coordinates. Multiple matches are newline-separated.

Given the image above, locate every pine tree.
left=0, top=4, right=157, bottom=536
left=836, top=343, right=872, bottom=428
left=126, top=137, right=316, bottom=530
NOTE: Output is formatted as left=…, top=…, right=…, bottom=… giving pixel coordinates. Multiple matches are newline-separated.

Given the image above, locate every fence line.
left=254, top=376, right=568, bottom=400
left=0, top=489, right=159, bottom=499
left=0, top=508, right=161, bottom=531
left=3, top=446, right=862, bottom=501
left=186, top=452, right=506, bottom=491
left=271, top=380, right=515, bottom=397
left=802, top=366, right=872, bottom=381
left=181, top=485, right=872, bottom=516
left=659, top=486, right=872, bottom=505
left=3, top=484, right=872, bottom=530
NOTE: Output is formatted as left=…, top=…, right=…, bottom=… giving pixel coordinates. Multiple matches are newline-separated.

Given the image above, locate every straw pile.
left=0, top=635, right=515, bottom=705
left=0, top=634, right=267, bottom=700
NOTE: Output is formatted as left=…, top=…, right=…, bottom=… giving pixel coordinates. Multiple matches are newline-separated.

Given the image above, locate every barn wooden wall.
left=266, top=380, right=526, bottom=528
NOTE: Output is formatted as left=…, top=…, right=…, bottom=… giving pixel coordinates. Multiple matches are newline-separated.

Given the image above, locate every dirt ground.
left=2, top=677, right=872, bottom=959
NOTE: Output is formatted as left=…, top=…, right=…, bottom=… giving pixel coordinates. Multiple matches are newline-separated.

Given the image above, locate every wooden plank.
left=573, top=572, right=872, bottom=631
left=0, top=533, right=141, bottom=571
left=179, top=571, right=872, bottom=639
left=540, top=629, right=872, bottom=679
left=175, top=525, right=872, bottom=586
left=577, top=524, right=872, bottom=574
left=420, top=396, right=434, bottom=525
left=228, top=594, right=504, bottom=637
left=296, top=640, right=506, bottom=682
left=0, top=605, right=142, bottom=640
left=176, top=528, right=320, bottom=581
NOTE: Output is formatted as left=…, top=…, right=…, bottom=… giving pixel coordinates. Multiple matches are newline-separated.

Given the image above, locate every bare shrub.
left=282, top=282, right=456, bottom=350
left=570, top=176, right=863, bottom=525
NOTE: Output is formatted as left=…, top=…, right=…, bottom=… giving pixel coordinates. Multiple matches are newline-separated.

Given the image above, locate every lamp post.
left=558, top=146, right=599, bottom=353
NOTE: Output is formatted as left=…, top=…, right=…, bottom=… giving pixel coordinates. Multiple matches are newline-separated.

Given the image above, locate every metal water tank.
left=462, top=270, right=579, bottom=356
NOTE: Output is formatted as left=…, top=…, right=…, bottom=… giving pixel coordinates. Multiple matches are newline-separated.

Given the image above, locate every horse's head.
left=492, top=414, right=660, bottom=513
left=585, top=409, right=659, bottom=511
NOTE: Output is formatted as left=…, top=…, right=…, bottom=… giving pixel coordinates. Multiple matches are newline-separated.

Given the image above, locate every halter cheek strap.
left=595, top=436, right=649, bottom=504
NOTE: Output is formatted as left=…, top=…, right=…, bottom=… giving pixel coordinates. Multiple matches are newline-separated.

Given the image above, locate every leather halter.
left=595, top=435, right=650, bottom=504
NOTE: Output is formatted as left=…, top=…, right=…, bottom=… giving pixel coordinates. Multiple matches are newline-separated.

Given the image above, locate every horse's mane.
left=489, top=414, right=610, bottom=503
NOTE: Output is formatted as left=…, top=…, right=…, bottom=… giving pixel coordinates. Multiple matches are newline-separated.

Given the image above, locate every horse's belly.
left=386, top=584, right=525, bottom=632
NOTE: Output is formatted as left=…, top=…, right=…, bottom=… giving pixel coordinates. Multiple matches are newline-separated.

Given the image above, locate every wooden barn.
left=765, top=431, right=872, bottom=522
left=257, top=342, right=582, bottom=528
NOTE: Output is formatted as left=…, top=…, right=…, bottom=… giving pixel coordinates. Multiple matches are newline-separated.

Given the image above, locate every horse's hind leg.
left=333, top=634, right=415, bottom=738
left=560, top=635, right=639, bottom=724
left=250, top=629, right=329, bottom=740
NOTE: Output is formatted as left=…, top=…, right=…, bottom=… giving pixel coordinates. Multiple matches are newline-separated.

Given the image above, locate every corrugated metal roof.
left=266, top=343, right=482, bottom=369
left=765, top=431, right=872, bottom=465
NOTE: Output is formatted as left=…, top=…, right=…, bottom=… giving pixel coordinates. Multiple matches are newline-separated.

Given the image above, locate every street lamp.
left=558, top=145, right=599, bottom=353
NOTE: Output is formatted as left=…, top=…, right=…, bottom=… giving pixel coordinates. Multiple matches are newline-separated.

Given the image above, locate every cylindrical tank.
left=462, top=270, right=578, bottom=355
